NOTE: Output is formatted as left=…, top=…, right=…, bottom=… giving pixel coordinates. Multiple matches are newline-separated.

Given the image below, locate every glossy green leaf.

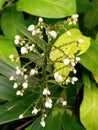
left=80, top=83, right=98, bottom=130
left=17, top=0, right=76, bottom=18
left=0, top=0, right=6, bottom=9
left=0, top=75, right=16, bottom=101
left=0, top=92, right=37, bottom=124
left=50, top=28, right=90, bottom=82
left=1, top=6, right=25, bottom=41
left=0, top=35, right=20, bottom=66
left=80, top=39, right=98, bottom=76
left=84, top=0, right=98, bottom=29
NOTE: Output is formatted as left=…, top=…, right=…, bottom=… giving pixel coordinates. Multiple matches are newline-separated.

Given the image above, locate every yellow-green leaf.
left=80, top=83, right=98, bottom=130
left=50, top=28, right=90, bottom=82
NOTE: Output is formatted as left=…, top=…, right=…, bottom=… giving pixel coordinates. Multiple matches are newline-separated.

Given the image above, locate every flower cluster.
left=54, top=55, right=81, bottom=84
left=27, top=17, right=57, bottom=42
left=9, top=66, right=38, bottom=96
left=9, top=16, right=81, bottom=128
left=9, top=17, right=58, bottom=128
left=27, top=17, right=43, bottom=39
left=67, top=14, right=79, bottom=25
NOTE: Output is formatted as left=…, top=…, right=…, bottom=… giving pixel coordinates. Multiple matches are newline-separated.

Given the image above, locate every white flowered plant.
left=9, top=15, right=81, bottom=127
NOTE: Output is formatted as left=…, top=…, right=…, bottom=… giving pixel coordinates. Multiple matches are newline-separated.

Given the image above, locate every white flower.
left=65, top=77, right=71, bottom=85
left=16, top=67, right=21, bottom=75
left=13, top=82, right=18, bottom=89
left=62, top=101, right=67, bottom=106
left=71, top=77, right=78, bottom=84
left=14, top=35, right=20, bottom=45
left=72, top=14, right=79, bottom=20
left=54, top=72, right=62, bottom=82
left=73, top=69, right=77, bottom=74
left=40, top=120, right=45, bottom=127
left=9, top=76, right=14, bottom=81
left=38, top=17, right=43, bottom=22
left=76, top=57, right=81, bottom=61
left=32, top=107, right=38, bottom=115
left=45, top=97, right=52, bottom=108
left=66, top=31, right=71, bottom=36
left=22, top=82, right=28, bottom=89
left=36, top=28, right=40, bottom=34
left=32, top=30, right=36, bottom=36
left=14, top=39, right=20, bottom=45
left=71, top=62, right=76, bottom=67
left=16, top=90, right=21, bottom=96
left=9, top=54, right=14, bottom=60
left=78, top=39, right=84, bottom=43
left=72, top=77, right=78, bottom=82
left=49, top=31, right=57, bottom=39
left=19, top=114, right=23, bottom=119
left=28, top=24, right=35, bottom=31
left=63, top=58, right=70, bottom=65
left=21, top=46, right=28, bottom=54
left=30, top=69, right=37, bottom=75
left=15, top=35, right=20, bottom=40
left=43, top=88, right=50, bottom=96
left=29, top=44, right=35, bottom=51
left=24, top=74, right=28, bottom=80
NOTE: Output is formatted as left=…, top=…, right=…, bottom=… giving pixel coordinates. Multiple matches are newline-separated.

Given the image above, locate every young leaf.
left=17, top=0, right=76, bottom=18
left=50, top=28, right=90, bottom=82
left=0, top=35, right=20, bottom=67
left=80, top=83, right=98, bottom=130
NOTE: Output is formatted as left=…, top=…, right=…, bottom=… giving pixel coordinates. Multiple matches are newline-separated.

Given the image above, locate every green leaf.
left=0, top=35, right=20, bottom=66
left=80, top=83, right=98, bottom=130
left=82, top=70, right=91, bottom=88
left=80, top=39, right=98, bottom=76
left=50, top=28, right=90, bottom=82
left=16, top=24, right=47, bottom=51
left=93, top=75, right=98, bottom=84
left=84, top=0, right=98, bottom=29
left=76, top=0, right=92, bottom=13
left=26, top=106, right=65, bottom=130
left=0, top=0, right=6, bottom=10
left=0, top=58, right=15, bottom=78
left=0, top=92, right=37, bottom=124
left=62, top=111, right=85, bottom=130
left=1, top=6, right=25, bottom=41
left=17, top=0, right=76, bottom=18
left=0, top=75, right=16, bottom=101
left=27, top=106, right=84, bottom=130
left=84, top=10, right=98, bottom=29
